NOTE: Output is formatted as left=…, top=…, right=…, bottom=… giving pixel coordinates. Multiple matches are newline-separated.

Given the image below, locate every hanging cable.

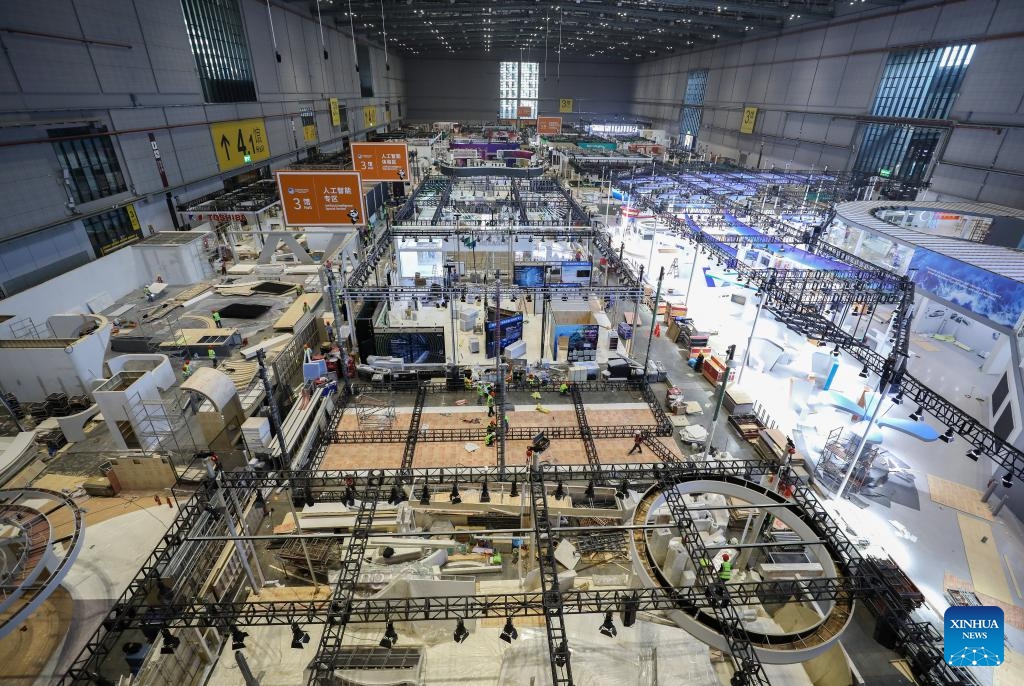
left=544, top=9, right=549, bottom=80
left=316, top=0, right=328, bottom=60
left=557, top=7, right=562, bottom=81
left=265, top=0, right=281, bottom=63
left=348, top=0, right=359, bottom=71
left=379, top=0, right=389, bottom=71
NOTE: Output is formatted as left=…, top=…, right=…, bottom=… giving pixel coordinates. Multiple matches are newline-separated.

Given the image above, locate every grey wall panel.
left=824, top=118, right=858, bottom=147
left=786, top=60, right=819, bottom=107
left=4, top=34, right=99, bottom=94
left=118, top=132, right=164, bottom=193
left=850, top=15, right=894, bottom=52
left=974, top=171, right=1024, bottom=208
left=135, top=0, right=201, bottom=96
left=888, top=5, right=940, bottom=45
left=747, top=64, right=771, bottom=103
left=834, top=53, right=885, bottom=110
left=763, top=63, right=791, bottom=105
left=823, top=23, right=856, bottom=56
left=795, top=29, right=825, bottom=61
left=773, top=37, right=797, bottom=63
left=950, top=42, right=1024, bottom=120
left=244, top=0, right=282, bottom=96
left=807, top=57, right=846, bottom=108
left=284, top=12, right=311, bottom=94
left=755, top=39, right=776, bottom=64
left=929, top=163, right=987, bottom=201
left=168, top=127, right=219, bottom=185
left=990, top=0, right=1024, bottom=32
left=944, top=128, right=1004, bottom=166
left=933, top=0, right=999, bottom=40
left=730, top=66, right=753, bottom=105
left=994, top=129, right=1024, bottom=173
left=0, top=143, right=66, bottom=238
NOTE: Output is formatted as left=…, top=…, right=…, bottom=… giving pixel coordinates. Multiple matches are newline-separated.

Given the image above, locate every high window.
left=853, top=44, right=975, bottom=187
left=50, top=127, right=127, bottom=204
left=499, top=61, right=539, bottom=119
left=83, top=208, right=142, bottom=257
left=181, top=0, right=257, bottom=103
left=357, top=44, right=374, bottom=97
left=680, top=69, right=708, bottom=151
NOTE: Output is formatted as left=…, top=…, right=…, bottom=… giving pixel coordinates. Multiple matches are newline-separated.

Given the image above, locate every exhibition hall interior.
left=1, top=1, right=1024, bottom=685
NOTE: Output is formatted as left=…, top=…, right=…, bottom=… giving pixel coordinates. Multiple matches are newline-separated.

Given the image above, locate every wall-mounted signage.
left=209, top=118, right=271, bottom=171
left=559, top=98, right=574, bottom=113
left=740, top=107, right=758, bottom=134
left=329, top=98, right=342, bottom=127
left=363, top=105, right=378, bottom=129
left=537, top=116, right=562, bottom=135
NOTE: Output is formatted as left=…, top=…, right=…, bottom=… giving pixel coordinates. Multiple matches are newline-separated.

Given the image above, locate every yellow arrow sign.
left=210, top=118, right=271, bottom=171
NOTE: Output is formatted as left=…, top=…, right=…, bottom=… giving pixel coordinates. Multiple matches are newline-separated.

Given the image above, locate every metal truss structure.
left=60, top=455, right=974, bottom=686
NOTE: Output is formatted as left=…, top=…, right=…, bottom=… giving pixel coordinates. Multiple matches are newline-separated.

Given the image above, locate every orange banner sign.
left=516, top=105, right=533, bottom=118
left=536, top=116, right=562, bottom=135
left=275, top=170, right=366, bottom=226
left=350, top=142, right=411, bottom=182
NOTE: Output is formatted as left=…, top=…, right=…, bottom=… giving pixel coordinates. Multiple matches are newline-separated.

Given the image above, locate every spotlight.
left=480, top=479, right=491, bottom=503
left=160, top=629, right=180, bottom=655
left=500, top=617, right=519, bottom=643
left=939, top=427, right=955, bottom=444
left=387, top=486, right=400, bottom=505
left=1002, top=473, right=1013, bottom=488
left=858, top=365, right=869, bottom=378
left=328, top=600, right=351, bottom=626
left=831, top=345, right=840, bottom=357
left=616, top=478, right=631, bottom=499
left=554, top=481, right=565, bottom=501
left=909, top=405, right=923, bottom=422
left=599, top=610, right=618, bottom=638
left=622, top=593, right=639, bottom=627
left=966, top=448, right=980, bottom=461
left=510, top=480, right=519, bottom=498
left=419, top=483, right=431, bottom=505
left=891, top=391, right=904, bottom=405
left=290, top=622, right=310, bottom=649
left=230, top=626, right=249, bottom=651
left=585, top=480, right=595, bottom=500
left=379, top=621, right=399, bottom=649
left=453, top=618, right=470, bottom=643
left=554, top=640, right=569, bottom=667
left=450, top=480, right=462, bottom=504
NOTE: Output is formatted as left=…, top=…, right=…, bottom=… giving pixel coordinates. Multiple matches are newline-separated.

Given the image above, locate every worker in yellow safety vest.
left=207, top=346, right=217, bottom=368
left=719, top=553, right=732, bottom=581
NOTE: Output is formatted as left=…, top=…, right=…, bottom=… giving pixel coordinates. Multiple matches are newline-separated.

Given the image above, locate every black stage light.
left=230, top=626, right=249, bottom=651
left=328, top=600, right=351, bottom=626
left=554, top=481, right=565, bottom=501
left=480, top=479, right=491, bottom=503
left=909, top=405, right=923, bottom=422
left=966, top=448, right=980, bottom=461
left=616, top=478, right=631, bottom=499
left=622, top=593, right=639, bottom=627
left=891, top=391, right=904, bottom=405
left=290, top=622, right=310, bottom=649
left=379, top=621, right=399, bottom=649
left=387, top=486, right=400, bottom=505
left=1002, top=473, right=1013, bottom=488
left=510, top=480, right=519, bottom=498
left=599, top=610, right=617, bottom=638
left=453, top=619, right=470, bottom=644
left=450, top=480, right=462, bottom=505
left=831, top=345, right=840, bottom=357
left=160, top=629, right=180, bottom=655
left=585, top=480, right=595, bottom=500
left=419, top=483, right=431, bottom=505
left=939, top=427, right=955, bottom=444
left=499, top=617, right=519, bottom=643
left=858, top=365, right=869, bottom=378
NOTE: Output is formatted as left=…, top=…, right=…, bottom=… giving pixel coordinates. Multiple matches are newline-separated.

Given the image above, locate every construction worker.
left=559, top=381, right=569, bottom=396
left=207, top=346, right=217, bottom=368
left=477, top=381, right=487, bottom=405
left=719, top=553, right=732, bottom=581
left=211, top=310, right=222, bottom=328
left=525, top=446, right=535, bottom=464
left=627, top=431, right=643, bottom=455
left=484, top=425, right=495, bottom=447
left=487, top=390, right=495, bottom=417
left=144, top=285, right=153, bottom=302
left=182, top=360, right=192, bottom=379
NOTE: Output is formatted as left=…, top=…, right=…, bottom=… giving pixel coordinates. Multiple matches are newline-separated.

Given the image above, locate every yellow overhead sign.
left=559, top=98, right=574, bottom=113
left=210, top=118, right=270, bottom=171
left=740, top=107, right=758, bottom=134
left=329, top=98, right=341, bottom=126
left=126, top=203, right=141, bottom=231
left=363, top=105, right=378, bottom=129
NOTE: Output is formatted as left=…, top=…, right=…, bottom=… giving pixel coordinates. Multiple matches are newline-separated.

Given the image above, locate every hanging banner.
left=209, top=118, right=271, bottom=171
left=908, top=247, right=1024, bottom=329
left=363, top=105, right=378, bottom=129
left=536, top=116, right=562, bottom=136
left=275, top=170, right=366, bottom=226
left=740, top=106, right=758, bottom=134
left=559, top=98, right=574, bottom=113
left=126, top=203, right=141, bottom=231
left=351, top=142, right=410, bottom=182
left=329, top=98, right=341, bottom=127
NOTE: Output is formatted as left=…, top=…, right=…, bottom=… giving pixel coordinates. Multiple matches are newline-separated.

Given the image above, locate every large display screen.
left=514, top=264, right=545, bottom=288
left=566, top=325, right=599, bottom=362
left=909, top=247, right=1024, bottom=328
left=561, top=261, right=592, bottom=284
left=485, top=314, right=525, bottom=358
left=374, top=329, right=446, bottom=364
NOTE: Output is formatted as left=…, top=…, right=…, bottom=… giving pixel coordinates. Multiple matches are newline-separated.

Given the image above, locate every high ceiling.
left=291, top=1, right=900, bottom=62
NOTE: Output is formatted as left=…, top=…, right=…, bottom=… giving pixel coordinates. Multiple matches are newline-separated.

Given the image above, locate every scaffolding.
left=353, top=394, right=397, bottom=430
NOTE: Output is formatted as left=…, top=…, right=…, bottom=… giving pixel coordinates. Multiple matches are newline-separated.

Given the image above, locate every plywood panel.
left=927, top=474, right=993, bottom=520
left=957, top=513, right=1012, bottom=603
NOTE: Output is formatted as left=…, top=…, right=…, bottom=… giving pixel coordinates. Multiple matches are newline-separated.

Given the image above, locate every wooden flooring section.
left=956, top=514, right=1013, bottom=603
left=927, top=474, right=993, bottom=521
left=0, top=587, right=73, bottom=686
left=944, top=572, right=1024, bottom=629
